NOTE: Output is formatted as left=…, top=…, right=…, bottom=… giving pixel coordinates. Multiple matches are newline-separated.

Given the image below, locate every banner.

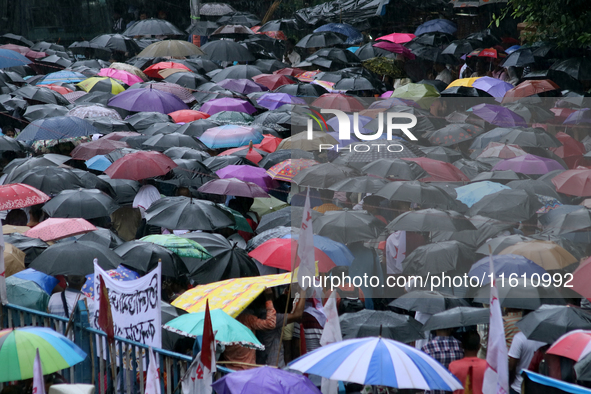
left=94, top=262, right=162, bottom=349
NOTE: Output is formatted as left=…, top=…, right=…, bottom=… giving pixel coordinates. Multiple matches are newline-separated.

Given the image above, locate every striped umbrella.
left=289, top=337, right=463, bottom=391
left=0, top=327, right=86, bottom=382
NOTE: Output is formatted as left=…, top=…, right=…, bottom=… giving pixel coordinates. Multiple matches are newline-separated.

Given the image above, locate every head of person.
left=3, top=125, right=15, bottom=138
left=112, top=10, right=121, bottom=21
left=285, top=38, right=296, bottom=53
left=4, top=209, right=27, bottom=226
left=157, top=10, right=167, bottom=20
left=66, top=275, right=86, bottom=291
left=362, top=195, right=385, bottom=215
left=461, top=330, right=481, bottom=356
left=434, top=62, right=446, bottom=73
left=139, top=10, right=148, bottom=20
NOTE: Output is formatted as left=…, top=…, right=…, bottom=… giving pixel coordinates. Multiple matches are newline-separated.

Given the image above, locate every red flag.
left=97, top=274, right=115, bottom=344
left=201, top=300, right=214, bottom=370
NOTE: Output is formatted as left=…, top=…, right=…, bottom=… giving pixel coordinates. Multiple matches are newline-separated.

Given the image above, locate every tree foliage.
left=494, top=0, right=591, bottom=48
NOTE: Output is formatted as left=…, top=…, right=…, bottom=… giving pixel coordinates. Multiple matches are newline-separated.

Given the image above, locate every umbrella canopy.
left=29, top=240, right=121, bottom=275
left=492, top=154, right=565, bottom=175
left=42, top=188, right=119, bottom=219
left=122, top=18, right=184, bottom=36
left=468, top=254, right=547, bottom=286
left=387, top=209, right=475, bottom=232
left=0, top=183, right=50, bottom=211
left=77, top=77, right=126, bottom=94
left=292, top=162, right=358, bottom=188
left=547, top=330, right=591, bottom=362
left=550, top=58, right=591, bottom=81
left=468, top=189, right=542, bottom=222
left=201, top=40, right=255, bottom=62
left=478, top=142, right=527, bottom=159
left=340, top=309, right=424, bottom=343
left=289, top=337, right=462, bottom=391
left=6, top=276, right=49, bottom=311
left=499, top=240, right=577, bottom=270
left=248, top=238, right=336, bottom=273
left=212, top=366, right=320, bottom=394
left=0, top=327, right=86, bottom=382
left=105, top=151, right=177, bottom=180
left=9, top=167, right=85, bottom=196
left=471, top=277, right=566, bottom=310
left=422, top=307, right=489, bottom=331
left=67, top=104, right=122, bottom=120
left=145, top=196, right=235, bottom=231
left=70, top=139, right=129, bottom=160
left=375, top=180, right=458, bottom=209
left=390, top=290, right=470, bottom=314
left=455, top=181, right=510, bottom=208
left=218, top=78, right=268, bottom=94
left=81, top=265, right=139, bottom=298
left=114, top=241, right=187, bottom=277
left=470, top=104, right=527, bottom=128
left=402, top=240, right=475, bottom=276
left=16, top=116, right=100, bottom=141
left=142, top=133, right=206, bottom=152
left=403, top=158, right=469, bottom=182
left=516, top=305, right=591, bottom=344
left=200, top=98, right=256, bottom=115
left=199, top=125, right=263, bottom=150
left=252, top=74, right=297, bottom=91
left=138, top=40, right=204, bottom=57
left=476, top=234, right=532, bottom=255
left=107, top=87, right=188, bottom=114
left=23, top=218, right=96, bottom=242
left=140, top=234, right=211, bottom=260
left=361, top=159, right=427, bottom=180
left=552, top=169, right=591, bottom=197
left=0, top=48, right=31, bottom=69
left=313, top=210, right=385, bottom=244
left=296, top=32, right=345, bottom=48
left=427, top=123, right=483, bottom=146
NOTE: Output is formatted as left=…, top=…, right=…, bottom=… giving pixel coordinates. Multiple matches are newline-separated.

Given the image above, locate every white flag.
left=0, top=231, right=7, bottom=305
left=33, top=349, right=46, bottom=394
left=145, top=347, right=161, bottom=394
left=483, top=256, right=509, bottom=394
left=182, top=351, right=214, bottom=394
left=320, top=291, right=342, bottom=394
left=296, top=187, right=315, bottom=290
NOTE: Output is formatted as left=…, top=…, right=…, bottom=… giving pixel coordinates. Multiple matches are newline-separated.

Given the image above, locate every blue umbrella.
left=314, top=23, right=363, bottom=45
left=415, top=19, right=457, bottom=35
left=85, top=155, right=113, bottom=172
left=12, top=268, right=58, bottom=295
left=455, top=181, right=510, bottom=207
left=37, top=70, right=86, bottom=85
left=0, top=48, right=31, bottom=69
left=347, top=46, right=360, bottom=53
left=506, top=45, right=521, bottom=54
left=282, top=233, right=354, bottom=266
left=16, top=116, right=100, bottom=141
left=469, top=254, right=547, bottom=285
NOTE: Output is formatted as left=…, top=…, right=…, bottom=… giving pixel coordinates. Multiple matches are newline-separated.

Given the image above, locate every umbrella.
left=471, top=76, right=514, bottom=99
left=550, top=58, right=591, bottom=81
left=427, top=124, right=484, bottom=146
left=67, top=104, right=122, bottom=120
left=210, top=65, right=262, bottom=83
left=208, top=111, right=255, bottom=126
left=142, top=133, right=206, bottom=152
left=29, top=240, right=121, bottom=275
left=471, top=277, right=565, bottom=310
left=455, top=181, right=510, bottom=208
left=199, top=125, right=263, bottom=149
left=492, top=154, right=565, bottom=175
left=420, top=146, right=464, bottom=164
left=145, top=197, right=235, bottom=231
left=42, top=189, right=119, bottom=219
left=198, top=178, right=269, bottom=198
left=248, top=238, right=336, bottom=273
left=163, top=147, right=210, bottom=161
left=377, top=32, right=416, bottom=43
left=114, top=240, right=187, bottom=277
left=469, top=254, right=547, bottom=286
left=199, top=2, right=235, bottom=15
left=6, top=276, right=50, bottom=311
left=23, top=218, right=96, bottom=242
left=340, top=309, right=424, bottom=342
left=422, top=307, right=489, bottom=331
left=0, top=48, right=31, bottom=68
left=552, top=169, right=591, bottom=197
left=361, top=158, right=427, bottom=180
left=3, top=243, right=24, bottom=277
left=315, top=23, right=363, bottom=45
left=547, top=330, right=591, bottom=362
left=96, top=68, right=142, bottom=86
left=70, top=139, right=129, bottom=160
left=310, top=93, right=364, bottom=112
left=402, top=240, right=475, bottom=276
left=0, top=183, right=49, bottom=211
left=77, top=227, right=123, bottom=248
left=389, top=83, right=440, bottom=110
left=415, top=19, right=456, bottom=35
left=403, top=157, right=469, bottom=182
left=500, top=240, right=577, bottom=270
left=12, top=268, right=56, bottom=295
left=292, top=162, right=358, bottom=188
left=328, top=176, right=387, bottom=193
left=216, top=165, right=276, bottom=191
left=201, top=40, right=255, bottom=62
left=218, top=78, right=267, bottom=95
left=375, top=180, right=458, bottom=209
left=81, top=264, right=139, bottom=298
left=313, top=210, right=385, bottom=244
left=89, top=33, right=139, bottom=53
left=10, top=167, right=85, bottom=196
left=122, top=18, right=184, bottom=36
left=470, top=103, right=527, bottom=127
left=517, top=305, right=591, bottom=344
left=289, top=337, right=462, bottom=391
left=477, top=142, right=527, bottom=159
left=138, top=40, right=204, bottom=57
left=502, top=79, right=560, bottom=103
left=213, top=366, right=319, bottom=394
left=255, top=208, right=320, bottom=234
left=163, top=72, right=208, bottom=90
left=468, top=189, right=542, bottom=222
left=296, top=32, right=345, bottom=48
left=16, top=116, right=99, bottom=141
left=140, top=234, right=210, bottom=260
left=257, top=93, right=305, bottom=110
left=251, top=74, right=296, bottom=91
left=373, top=41, right=415, bottom=59
left=105, top=151, right=177, bottom=180
left=107, top=88, right=188, bottom=114
left=387, top=209, right=476, bottom=232
left=217, top=11, right=260, bottom=27
left=200, top=97, right=256, bottom=115
left=77, top=77, right=126, bottom=94
left=390, top=290, right=470, bottom=314
left=476, top=234, right=532, bottom=255
left=0, top=327, right=86, bottom=382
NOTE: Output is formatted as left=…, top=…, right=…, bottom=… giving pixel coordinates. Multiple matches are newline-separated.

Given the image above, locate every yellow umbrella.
left=2, top=225, right=29, bottom=235
left=172, top=273, right=294, bottom=316
left=77, top=77, right=126, bottom=94
left=4, top=243, right=25, bottom=277
left=447, top=77, right=481, bottom=89
left=499, top=240, right=577, bottom=270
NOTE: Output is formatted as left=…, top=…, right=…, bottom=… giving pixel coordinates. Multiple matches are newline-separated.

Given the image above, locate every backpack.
left=336, top=287, right=365, bottom=315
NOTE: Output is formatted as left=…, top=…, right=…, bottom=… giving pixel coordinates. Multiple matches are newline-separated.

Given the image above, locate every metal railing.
left=1, top=301, right=193, bottom=394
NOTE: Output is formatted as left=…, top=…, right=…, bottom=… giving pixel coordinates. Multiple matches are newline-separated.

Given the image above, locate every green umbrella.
left=216, top=204, right=253, bottom=232
left=6, top=276, right=50, bottom=312
left=140, top=234, right=212, bottom=259
left=391, top=83, right=440, bottom=109
left=251, top=196, right=289, bottom=216
left=163, top=308, right=263, bottom=349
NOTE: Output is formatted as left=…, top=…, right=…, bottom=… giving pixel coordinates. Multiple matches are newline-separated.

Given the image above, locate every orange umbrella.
left=169, top=109, right=210, bottom=123
left=144, top=62, right=191, bottom=79
left=402, top=157, right=470, bottom=182
left=37, top=84, right=73, bottom=95
left=24, top=218, right=97, bottom=242
left=502, top=79, right=560, bottom=104
left=500, top=240, right=577, bottom=270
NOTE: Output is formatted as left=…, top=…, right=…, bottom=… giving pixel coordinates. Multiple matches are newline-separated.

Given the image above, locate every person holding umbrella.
left=283, top=38, right=301, bottom=66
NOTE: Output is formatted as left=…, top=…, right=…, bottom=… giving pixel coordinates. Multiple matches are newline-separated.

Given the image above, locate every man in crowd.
left=449, top=331, right=487, bottom=394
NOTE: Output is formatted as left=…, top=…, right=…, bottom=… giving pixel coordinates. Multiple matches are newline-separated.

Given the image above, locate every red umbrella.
left=266, top=159, right=319, bottom=182
left=0, top=183, right=50, bottom=211
left=251, top=74, right=297, bottom=90
left=37, top=84, right=73, bottom=95
left=550, top=132, right=587, bottom=169
left=144, top=62, right=191, bottom=79
left=253, top=134, right=282, bottom=153
left=169, top=109, right=210, bottom=123
left=101, top=131, right=141, bottom=141
left=552, top=169, right=591, bottom=196
left=403, top=157, right=469, bottom=182
left=198, top=178, right=269, bottom=198
left=273, top=67, right=306, bottom=76
left=23, top=217, right=96, bottom=242
left=105, top=151, right=177, bottom=180
left=311, top=93, right=364, bottom=112
left=572, top=257, right=591, bottom=301
left=70, top=139, right=130, bottom=160
left=550, top=107, right=577, bottom=123
left=248, top=238, right=336, bottom=272
left=547, top=329, right=591, bottom=362
left=218, top=146, right=267, bottom=164
left=502, top=79, right=560, bottom=104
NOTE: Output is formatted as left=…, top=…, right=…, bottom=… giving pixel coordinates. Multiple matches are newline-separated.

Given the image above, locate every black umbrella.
left=88, top=117, right=137, bottom=134
left=4, top=155, right=70, bottom=180
left=375, top=181, right=459, bottom=209
left=68, top=41, right=112, bottom=60
left=70, top=169, right=116, bottom=196
left=273, top=82, right=327, bottom=97
left=31, top=41, right=65, bottom=52
left=506, top=179, right=561, bottom=200
left=258, top=149, right=314, bottom=170
left=328, top=176, right=388, bottom=193
left=141, top=122, right=183, bottom=137
left=74, top=91, right=113, bottom=106
left=340, top=310, right=424, bottom=343
left=199, top=2, right=235, bottom=16
left=387, top=209, right=476, bottom=232
left=217, top=12, right=261, bottom=27
left=402, top=240, right=476, bottom=276
left=411, top=45, right=459, bottom=66
left=29, top=240, right=121, bottom=276
left=203, top=155, right=256, bottom=172
left=122, top=18, right=185, bottom=37
left=3, top=233, right=48, bottom=265
left=42, top=188, right=119, bottom=219
left=115, top=240, right=188, bottom=277
left=389, top=290, right=470, bottom=314
left=142, top=133, right=206, bottom=151
left=441, top=86, right=492, bottom=98
left=186, top=20, right=220, bottom=36
left=89, top=34, right=140, bottom=53
left=498, top=128, right=562, bottom=148
left=163, top=147, right=210, bottom=161
left=422, top=307, right=489, bottom=332
left=313, top=210, right=386, bottom=244
left=441, top=39, right=482, bottom=56
left=201, top=40, right=256, bottom=62
left=292, top=163, right=359, bottom=188
left=543, top=208, right=591, bottom=235
left=468, top=189, right=543, bottom=222
left=254, top=59, right=289, bottom=74
left=175, top=119, right=218, bottom=139
left=420, top=146, right=465, bottom=163
left=354, top=42, right=395, bottom=60
left=502, top=48, right=535, bottom=68
left=453, top=159, right=491, bottom=180
left=334, top=75, right=382, bottom=92
left=37, top=55, right=72, bottom=70
left=13, top=85, right=70, bottom=106
left=516, top=305, right=591, bottom=343
left=160, top=301, right=188, bottom=351
left=0, top=136, right=23, bottom=154
left=11, top=167, right=85, bottom=196
left=159, top=159, right=215, bottom=188
left=471, top=170, right=529, bottom=183
left=475, top=234, right=533, bottom=255
left=0, top=33, right=34, bottom=47
left=145, top=196, right=235, bottom=231
left=209, top=64, right=262, bottom=82
left=361, top=158, right=427, bottom=180
left=125, top=112, right=172, bottom=131
left=23, top=104, right=69, bottom=122
left=256, top=206, right=322, bottom=234
left=192, top=87, right=237, bottom=104
left=77, top=227, right=124, bottom=248
left=184, top=57, right=220, bottom=74
left=97, top=176, right=140, bottom=204
left=466, top=29, right=501, bottom=47
left=296, top=32, right=345, bottom=48
left=550, top=57, right=591, bottom=81
left=432, top=215, right=516, bottom=248
left=411, top=32, right=454, bottom=47
left=258, top=18, right=299, bottom=32
left=163, top=72, right=209, bottom=89
left=180, top=232, right=260, bottom=284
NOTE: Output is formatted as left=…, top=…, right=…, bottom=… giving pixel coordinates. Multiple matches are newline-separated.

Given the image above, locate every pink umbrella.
left=98, top=68, right=143, bottom=86
left=198, top=178, right=269, bottom=198
left=24, top=218, right=96, bottom=242
left=376, top=33, right=416, bottom=43
left=0, top=183, right=50, bottom=211
left=373, top=41, right=415, bottom=59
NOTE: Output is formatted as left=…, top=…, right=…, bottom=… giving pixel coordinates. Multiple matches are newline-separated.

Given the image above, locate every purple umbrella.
left=256, top=92, right=306, bottom=110
left=472, top=76, right=515, bottom=102
left=564, top=108, right=591, bottom=125
left=107, top=87, right=188, bottom=114
left=198, top=177, right=269, bottom=197
left=492, top=154, right=565, bottom=174
left=470, top=103, right=527, bottom=128
left=217, top=78, right=268, bottom=94
left=216, top=165, right=278, bottom=191
left=212, top=366, right=321, bottom=394
left=200, top=97, right=257, bottom=115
